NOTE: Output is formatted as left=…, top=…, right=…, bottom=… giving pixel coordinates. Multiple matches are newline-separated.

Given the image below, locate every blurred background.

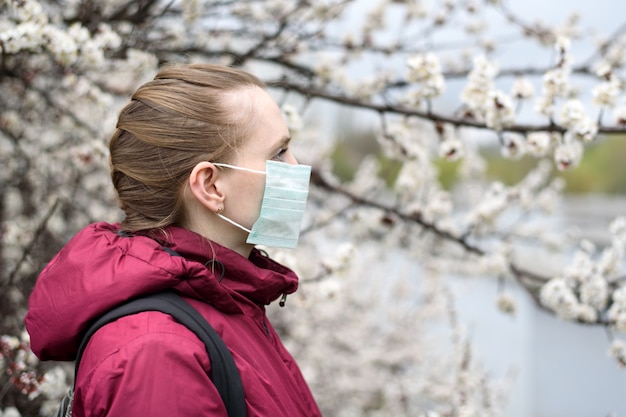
left=302, top=1, right=626, bottom=416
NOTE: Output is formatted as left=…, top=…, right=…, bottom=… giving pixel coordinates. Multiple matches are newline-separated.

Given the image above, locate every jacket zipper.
left=262, top=317, right=270, bottom=337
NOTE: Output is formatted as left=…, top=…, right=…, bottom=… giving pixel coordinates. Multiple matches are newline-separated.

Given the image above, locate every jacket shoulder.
left=79, top=310, right=210, bottom=374
left=73, top=311, right=230, bottom=417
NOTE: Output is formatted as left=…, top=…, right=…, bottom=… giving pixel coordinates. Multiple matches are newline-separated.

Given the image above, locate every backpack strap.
left=75, top=291, right=247, bottom=417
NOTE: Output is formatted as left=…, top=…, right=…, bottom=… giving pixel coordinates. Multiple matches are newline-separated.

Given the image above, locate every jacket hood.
left=25, top=222, right=298, bottom=361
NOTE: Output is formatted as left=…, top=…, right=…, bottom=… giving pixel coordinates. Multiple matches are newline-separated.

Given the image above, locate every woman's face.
left=219, top=87, right=298, bottom=241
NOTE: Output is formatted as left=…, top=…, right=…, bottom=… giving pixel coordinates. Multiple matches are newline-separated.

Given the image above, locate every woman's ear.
left=187, top=162, right=224, bottom=213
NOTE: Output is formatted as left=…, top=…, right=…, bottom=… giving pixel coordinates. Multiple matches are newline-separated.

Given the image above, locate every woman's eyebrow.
left=267, top=136, right=291, bottom=157
left=272, top=135, right=291, bottom=150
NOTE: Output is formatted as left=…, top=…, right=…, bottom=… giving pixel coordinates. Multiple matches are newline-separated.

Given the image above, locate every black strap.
left=76, top=291, right=247, bottom=417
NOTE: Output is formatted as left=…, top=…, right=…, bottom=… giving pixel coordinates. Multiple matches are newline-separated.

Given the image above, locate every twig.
left=308, top=168, right=566, bottom=314
left=6, top=198, right=61, bottom=288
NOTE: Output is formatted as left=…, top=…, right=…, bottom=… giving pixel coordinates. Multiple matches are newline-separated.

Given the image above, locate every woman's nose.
left=287, top=151, right=299, bottom=165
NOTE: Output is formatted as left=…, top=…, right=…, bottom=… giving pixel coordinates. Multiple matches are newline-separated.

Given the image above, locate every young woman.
left=25, top=63, right=322, bottom=416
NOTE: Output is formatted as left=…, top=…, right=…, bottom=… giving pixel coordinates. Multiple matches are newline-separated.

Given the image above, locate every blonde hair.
left=109, top=63, right=265, bottom=233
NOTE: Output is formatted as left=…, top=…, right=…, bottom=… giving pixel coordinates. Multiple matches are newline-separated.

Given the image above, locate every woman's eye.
left=273, top=148, right=288, bottom=160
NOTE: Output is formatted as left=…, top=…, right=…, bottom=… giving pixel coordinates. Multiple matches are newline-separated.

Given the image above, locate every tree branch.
left=269, top=79, right=626, bottom=135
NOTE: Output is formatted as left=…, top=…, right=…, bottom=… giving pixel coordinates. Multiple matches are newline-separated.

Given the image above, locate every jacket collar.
left=157, top=225, right=299, bottom=309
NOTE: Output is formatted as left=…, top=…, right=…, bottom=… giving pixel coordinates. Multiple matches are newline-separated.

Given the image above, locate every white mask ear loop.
left=215, top=212, right=252, bottom=233
left=211, top=162, right=266, bottom=235
left=213, top=163, right=266, bottom=175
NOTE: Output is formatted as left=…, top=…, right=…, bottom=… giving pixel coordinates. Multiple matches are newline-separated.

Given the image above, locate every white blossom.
left=535, top=187, right=561, bottom=214
left=406, top=53, right=446, bottom=99
left=0, top=111, right=23, bottom=135
left=67, top=22, right=90, bottom=44
left=423, top=190, right=453, bottom=222
left=556, top=35, right=572, bottom=52
left=182, top=0, right=202, bottom=24
left=379, top=122, right=427, bottom=161
left=608, top=287, right=626, bottom=332
left=314, top=59, right=337, bottom=86
left=418, top=412, right=441, bottom=417
left=433, top=9, right=448, bottom=26
left=526, top=132, right=551, bottom=156
left=540, top=278, right=580, bottom=320
left=480, top=250, right=510, bottom=276
left=485, top=90, right=515, bottom=130
left=613, top=286, right=626, bottom=304
left=124, top=48, right=159, bottom=72
left=406, top=0, right=430, bottom=19
left=592, top=79, right=620, bottom=108
left=597, top=241, right=625, bottom=277
left=457, top=405, right=479, bottom=417
left=38, top=366, right=69, bottom=400
left=579, top=239, right=597, bottom=254
left=604, top=34, right=626, bottom=67
left=44, top=26, right=79, bottom=65
left=395, top=159, right=434, bottom=197
left=553, top=140, right=583, bottom=171
left=0, top=22, right=43, bottom=54
left=407, top=53, right=441, bottom=82
left=93, top=24, right=122, bottom=50
left=500, top=133, right=526, bottom=159
left=1, top=335, right=21, bottom=350
left=421, top=74, right=446, bottom=99
left=1, top=406, right=22, bottom=417
left=563, top=249, right=594, bottom=284
left=281, top=104, right=303, bottom=132
left=577, top=304, right=598, bottom=323
left=541, top=68, right=571, bottom=99
left=468, top=182, right=508, bottom=224
left=465, top=19, right=486, bottom=35
left=511, top=77, right=535, bottom=99
left=316, top=276, right=343, bottom=299
left=534, top=95, right=555, bottom=117
left=496, top=292, right=517, bottom=315
left=579, top=274, right=609, bottom=310
left=348, top=156, right=386, bottom=195
left=8, top=0, right=47, bottom=23
left=558, top=99, right=586, bottom=129
left=608, top=339, right=626, bottom=367
left=80, top=39, right=105, bottom=67
left=344, top=73, right=386, bottom=100
left=459, top=148, right=487, bottom=178
left=571, top=117, right=598, bottom=142
left=438, top=138, right=464, bottom=161
left=321, top=242, right=355, bottom=274
left=610, top=216, right=626, bottom=240
left=363, top=3, right=386, bottom=34
left=535, top=36, right=574, bottom=117
left=0, top=16, right=119, bottom=68
left=461, top=55, right=499, bottom=114
left=595, top=61, right=613, bottom=78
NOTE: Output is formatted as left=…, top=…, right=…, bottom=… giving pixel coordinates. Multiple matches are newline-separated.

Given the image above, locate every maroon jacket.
left=25, top=222, right=322, bottom=417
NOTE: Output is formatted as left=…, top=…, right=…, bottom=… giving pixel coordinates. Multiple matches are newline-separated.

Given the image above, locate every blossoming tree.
left=1, top=0, right=626, bottom=416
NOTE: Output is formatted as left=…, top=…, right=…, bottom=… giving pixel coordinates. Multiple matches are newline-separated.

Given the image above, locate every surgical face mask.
left=213, top=160, right=312, bottom=249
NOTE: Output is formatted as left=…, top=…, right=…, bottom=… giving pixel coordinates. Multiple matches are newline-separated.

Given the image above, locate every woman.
left=25, top=63, right=322, bottom=416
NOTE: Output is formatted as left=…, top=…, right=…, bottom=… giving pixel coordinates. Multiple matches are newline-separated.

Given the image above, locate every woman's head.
left=109, top=63, right=265, bottom=233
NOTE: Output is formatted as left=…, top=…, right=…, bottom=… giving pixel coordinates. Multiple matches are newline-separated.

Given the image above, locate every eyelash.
left=273, top=147, right=288, bottom=160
